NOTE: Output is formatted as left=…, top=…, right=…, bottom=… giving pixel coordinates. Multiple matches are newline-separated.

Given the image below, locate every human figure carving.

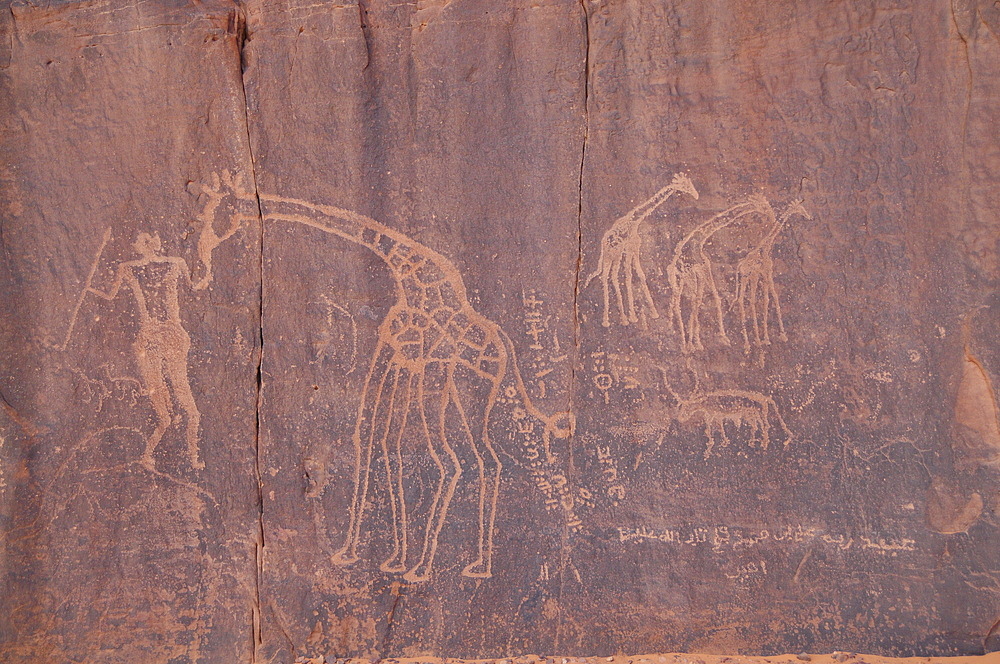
left=665, top=195, right=770, bottom=353
left=86, top=232, right=205, bottom=469
left=585, top=174, right=699, bottom=327
left=61, top=172, right=254, bottom=470
left=260, top=193, right=574, bottom=583
left=735, top=200, right=810, bottom=354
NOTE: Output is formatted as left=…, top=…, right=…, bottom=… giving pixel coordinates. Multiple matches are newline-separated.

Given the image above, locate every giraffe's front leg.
left=631, top=249, right=659, bottom=321
left=379, top=366, right=416, bottom=574
left=333, top=341, right=394, bottom=567
left=623, top=241, right=640, bottom=324
left=768, top=273, right=788, bottom=342
left=705, top=262, right=730, bottom=346
left=609, top=250, right=629, bottom=326
left=597, top=245, right=614, bottom=328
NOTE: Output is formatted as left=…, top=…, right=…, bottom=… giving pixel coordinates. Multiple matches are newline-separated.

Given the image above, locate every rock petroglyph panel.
left=4, top=0, right=1000, bottom=662
left=54, top=173, right=255, bottom=471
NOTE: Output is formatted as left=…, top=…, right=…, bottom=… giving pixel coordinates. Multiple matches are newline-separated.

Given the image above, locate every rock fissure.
left=233, top=6, right=267, bottom=662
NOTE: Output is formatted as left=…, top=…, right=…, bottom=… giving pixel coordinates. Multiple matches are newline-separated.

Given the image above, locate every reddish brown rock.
left=1, top=0, right=999, bottom=662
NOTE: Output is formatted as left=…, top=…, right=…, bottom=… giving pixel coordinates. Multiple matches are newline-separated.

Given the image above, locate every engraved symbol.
left=261, top=194, right=574, bottom=583
left=585, top=173, right=699, bottom=327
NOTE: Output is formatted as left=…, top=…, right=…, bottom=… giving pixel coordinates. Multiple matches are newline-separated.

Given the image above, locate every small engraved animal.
left=676, top=389, right=791, bottom=459
left=585, top=173, right=699, bottom=327
left=659, top=368, right=791, bottom=459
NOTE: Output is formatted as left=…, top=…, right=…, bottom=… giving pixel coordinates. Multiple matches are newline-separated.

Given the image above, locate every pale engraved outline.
left=261, top=193, right=575, bottom=583
left=585, top=173, right=699, bottom=327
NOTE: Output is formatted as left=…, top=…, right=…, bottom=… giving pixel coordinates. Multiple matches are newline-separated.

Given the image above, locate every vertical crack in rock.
left=948, top=1, right=973, bottom=165
left=232, top=5, right=266, bottom=662
left=560, top=0, right=590, bottom=650
left=357, top=0, right=372, bottom=71
left=571, top=0, right=590, bottom=417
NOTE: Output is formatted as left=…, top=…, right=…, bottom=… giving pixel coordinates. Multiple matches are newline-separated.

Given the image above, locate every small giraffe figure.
left=261, top=193, right=573, bottom=583
left=585, top=173, right=699, bottom=327
left=665, top=195, right=769, bottom=353
left=735, top=200, right=810, bottom=354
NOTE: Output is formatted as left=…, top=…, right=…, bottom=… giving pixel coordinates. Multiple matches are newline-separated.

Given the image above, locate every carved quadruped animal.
left=585, top=173, right=699, bottom=328
left=736, top=199, right=810, bottom=354
left=659, top=367, right=792, bottom=460
left=260, top=193, right=574, bottom=583
left=677, top=388, right=792, bottom=459
left=666, top=195, right=770, bottom=353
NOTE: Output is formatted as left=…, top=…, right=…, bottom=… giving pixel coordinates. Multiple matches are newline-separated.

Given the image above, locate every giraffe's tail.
left=496, top=327, right=575, bottom=462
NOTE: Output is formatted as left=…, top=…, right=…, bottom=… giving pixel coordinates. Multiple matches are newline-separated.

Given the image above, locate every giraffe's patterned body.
left=261, top=194, right=572, bottom=583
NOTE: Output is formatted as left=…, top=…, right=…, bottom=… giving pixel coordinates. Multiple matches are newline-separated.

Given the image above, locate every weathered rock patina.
left=1, top=1, right=998, bottom=662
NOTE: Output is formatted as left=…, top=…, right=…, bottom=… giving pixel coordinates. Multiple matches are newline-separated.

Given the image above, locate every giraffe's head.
left=670, top=172, right=699, bottom=200
left=782, top=199, right=811, bottom=223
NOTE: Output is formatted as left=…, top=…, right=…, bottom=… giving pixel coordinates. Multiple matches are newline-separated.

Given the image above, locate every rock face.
left=1, top=1, right=998, bottom=662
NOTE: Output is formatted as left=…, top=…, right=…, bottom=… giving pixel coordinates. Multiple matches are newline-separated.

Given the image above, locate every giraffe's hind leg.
left=405, top=363, right=461, bottom=583
left=624, top=246, right=639, bottom=324
left=449, top=366, right=503, bottom=579
left=333, top=341, right=394, bottom=567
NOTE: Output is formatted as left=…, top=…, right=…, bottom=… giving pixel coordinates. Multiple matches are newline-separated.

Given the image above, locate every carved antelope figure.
left=659, top=366, right=792, bottom=459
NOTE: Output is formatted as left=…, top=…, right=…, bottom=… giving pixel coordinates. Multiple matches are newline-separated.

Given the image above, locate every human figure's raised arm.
left=86, top=262, right=131, bottom=300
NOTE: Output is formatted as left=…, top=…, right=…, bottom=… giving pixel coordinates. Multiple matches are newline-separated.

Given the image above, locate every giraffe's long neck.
left=764, top=212, right=794, bottom=245
left=260, top=194, right=469, bottom=304
left=676, top=203, right=753, bottom=256
left=625, top=186, right=677, bottom=226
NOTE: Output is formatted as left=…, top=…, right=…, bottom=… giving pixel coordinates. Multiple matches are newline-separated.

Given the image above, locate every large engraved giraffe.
left=735, top=199, right=810, bottom=353
left=260, top=194, right=573, bottom=583
left=585, top=174, right=699, bottom=327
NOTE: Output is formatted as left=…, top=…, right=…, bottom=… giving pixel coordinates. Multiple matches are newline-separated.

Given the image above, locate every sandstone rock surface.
left=1, top=1, right=998, bottom=662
